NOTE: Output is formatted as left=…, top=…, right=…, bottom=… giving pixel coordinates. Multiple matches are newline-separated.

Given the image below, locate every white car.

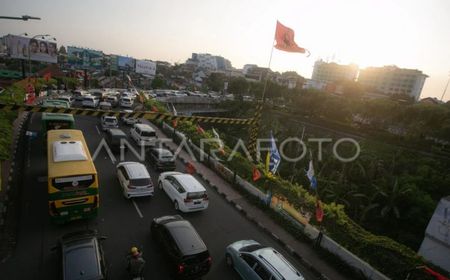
left=100, top=115, right=118, bottom=131
left=130, top=123, right=157, bottom=146
left=120, top=97, right=133, bottom=108
left=56, top=95, right=74, bottom=105
left=158, top=172, right=209, bottom=212
left=116, top=162, right=154, bottom=198
left=121, top=110, right=140, bottom=125
left=82, top=95, right=100, bottom=108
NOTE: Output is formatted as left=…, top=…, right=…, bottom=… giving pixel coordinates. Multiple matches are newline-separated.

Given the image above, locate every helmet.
left=131, top=246, right=139, bottom=256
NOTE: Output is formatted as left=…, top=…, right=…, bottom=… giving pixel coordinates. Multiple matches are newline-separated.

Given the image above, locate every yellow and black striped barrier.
left=0, top=103, right=257, bottom=125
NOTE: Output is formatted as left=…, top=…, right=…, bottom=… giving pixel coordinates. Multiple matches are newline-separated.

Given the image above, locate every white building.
left=418, top=196, right=450, bottom=273
left=311, top=60, right=359, bottom=83
left=186, top=53, right=232, bottom=72
left=358, top=66, right=428, bottom=101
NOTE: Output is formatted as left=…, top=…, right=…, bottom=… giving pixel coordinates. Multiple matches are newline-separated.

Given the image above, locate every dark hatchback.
left=151, top=215, right=211, bottom=279
left=147, top=148, right=176, bottom=171
left=56, top=230, right=107, bottom=280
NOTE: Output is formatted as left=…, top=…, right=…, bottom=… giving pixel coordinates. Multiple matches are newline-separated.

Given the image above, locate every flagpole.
left=261, top=22, right=277, bottom=104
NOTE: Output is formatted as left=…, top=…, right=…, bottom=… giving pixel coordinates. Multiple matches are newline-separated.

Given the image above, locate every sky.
left=1, top=0, right=450, bottom=100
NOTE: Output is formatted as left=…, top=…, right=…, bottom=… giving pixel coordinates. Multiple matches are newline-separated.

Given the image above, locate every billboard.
left=67, top=46, right=103, bottom=69
left=117, top=56, right=135, bottom=70
left=135, top=60, right=156, bottom=76
left=6, top=35, right=58, bottom=63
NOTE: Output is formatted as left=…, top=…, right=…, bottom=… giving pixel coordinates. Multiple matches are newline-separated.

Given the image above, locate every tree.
left=228, top=77, right=248, bottom=96
left=151, top=77, right=165, bottom=89
left=206, top=73, right=226, bottom=92
left=376, top=178, right=412, bottom=218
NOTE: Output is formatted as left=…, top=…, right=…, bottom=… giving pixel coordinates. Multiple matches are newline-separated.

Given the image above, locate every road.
left=0, top=111, right=317, bottom=279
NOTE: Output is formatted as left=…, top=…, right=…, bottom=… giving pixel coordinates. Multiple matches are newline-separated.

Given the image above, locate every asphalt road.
left=0, top=111, right=317, bottom=280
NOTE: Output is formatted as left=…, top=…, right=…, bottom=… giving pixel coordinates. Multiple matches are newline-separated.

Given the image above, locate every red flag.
left=315, top=199, right=324, bottom=223
left=252, top=167, right=262, bottom=182
left=151, top=106, right=159, bottom=112
left=274, top=21, right=308, bottom=54
left=43, top=72, right=51, bottom=82
left=172, top=119, right=178, bottom=128
left=196, top=124, right=205, bottom=135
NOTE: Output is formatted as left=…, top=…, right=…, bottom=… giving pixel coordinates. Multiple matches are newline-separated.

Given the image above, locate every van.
left=82, top=95, right=100, bottom=108
left=106, top=128, right=127, bottom=153
left=151, top=215, right=211, bottom=279
left=130, top=124, right=157, bottom=146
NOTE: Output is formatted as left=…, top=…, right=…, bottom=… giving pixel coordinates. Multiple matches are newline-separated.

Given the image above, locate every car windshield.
left=64, top=243, right=100, bottom=279
left=131, top=178, right=151, bottom=187
left=104, top=118, right=116, bottom=124
left=239, top=244, right=265, bottom=252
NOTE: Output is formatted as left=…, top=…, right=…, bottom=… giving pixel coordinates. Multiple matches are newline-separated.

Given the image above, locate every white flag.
left=212, top=128, right=224, bottom=150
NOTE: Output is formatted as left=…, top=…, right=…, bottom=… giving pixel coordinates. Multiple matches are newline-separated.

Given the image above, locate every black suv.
left=147, top=148, right=176, bottom=171
left=56, top=230, right=107, bottom=280
left=151, top=215, right=211, bottom=279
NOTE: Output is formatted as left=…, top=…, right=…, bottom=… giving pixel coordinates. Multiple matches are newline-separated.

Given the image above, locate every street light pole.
left=0, top=15, right=41, bottom=21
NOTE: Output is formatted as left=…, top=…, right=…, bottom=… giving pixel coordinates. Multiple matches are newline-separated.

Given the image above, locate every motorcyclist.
left=127, top=246, right=145, bottom=279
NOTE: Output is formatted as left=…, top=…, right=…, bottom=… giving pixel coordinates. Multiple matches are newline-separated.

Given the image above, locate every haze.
left=1, top=0, right=449, bottom=100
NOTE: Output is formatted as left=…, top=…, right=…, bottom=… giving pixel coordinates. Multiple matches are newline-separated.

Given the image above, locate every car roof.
left=172, top=174, right=205, bottom=192
left=134, top=123, right=154, bottom=131
left=108, top=128, right=126, bottom=137
left=61, top=232, right=103, bottom=280
left=120, top=162, right=150, bottom=179
left=165, top=220, right=207, bottom=255
left=254, top=247, right=304, bottom=280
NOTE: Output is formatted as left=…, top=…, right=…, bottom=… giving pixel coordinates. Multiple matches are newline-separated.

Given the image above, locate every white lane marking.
left=132, top=200, right=144, bottom=218
left=95, top=125, right=101, bottom=135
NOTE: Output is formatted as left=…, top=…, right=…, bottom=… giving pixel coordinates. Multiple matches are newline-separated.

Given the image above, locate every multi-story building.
left=358, top=66, right=428, bottom=101
left=311, top=60, right=358, bottom=83
left=186, top=53, right=232, bottom=72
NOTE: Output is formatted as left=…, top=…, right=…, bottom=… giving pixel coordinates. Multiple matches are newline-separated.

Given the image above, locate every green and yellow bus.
left=47, top=129, right=99, bottom=223
left=42, top=113, right=75, bottom=132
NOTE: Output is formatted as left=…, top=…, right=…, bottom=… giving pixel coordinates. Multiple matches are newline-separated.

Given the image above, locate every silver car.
left=225, top=240, right=304, bottom=280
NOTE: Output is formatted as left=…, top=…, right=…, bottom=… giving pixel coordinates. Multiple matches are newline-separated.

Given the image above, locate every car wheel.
left=174, top=200, right=179, bottom=211
left=225, top=253, right=233, bottom=267
left=158, top=181, right=163, bottom=190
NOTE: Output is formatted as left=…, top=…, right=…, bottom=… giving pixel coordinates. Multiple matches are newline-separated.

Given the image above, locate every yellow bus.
left=47, top=129, right=99, bottom=223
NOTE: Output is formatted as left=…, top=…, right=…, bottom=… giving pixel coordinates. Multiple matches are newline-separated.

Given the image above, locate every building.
left=418, top=196, right=450, bottom=273
left=358, top=66, right=428, bottom=101
left=186, top=53, right=232, bottom=72
left=242, top=64, right=257, bottom=75
left=311, top=60, right=358, bottom=83
left=245, top=66, right=271, bottom=81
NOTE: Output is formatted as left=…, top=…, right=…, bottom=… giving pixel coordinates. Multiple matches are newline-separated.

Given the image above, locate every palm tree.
left=376, top=178, right=412, bottom=219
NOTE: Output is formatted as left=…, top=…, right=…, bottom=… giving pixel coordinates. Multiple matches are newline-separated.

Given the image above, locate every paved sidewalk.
left=146, top=121, right=348, bottom=280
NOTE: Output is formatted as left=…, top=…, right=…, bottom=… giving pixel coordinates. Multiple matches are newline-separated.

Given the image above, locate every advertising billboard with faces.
left=6, top=35, right=58, bottom=63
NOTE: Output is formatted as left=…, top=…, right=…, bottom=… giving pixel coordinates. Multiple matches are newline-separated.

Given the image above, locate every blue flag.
left=266, top=131, right=281, bottom=176
left=306, top=159, right=318, bottom=190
